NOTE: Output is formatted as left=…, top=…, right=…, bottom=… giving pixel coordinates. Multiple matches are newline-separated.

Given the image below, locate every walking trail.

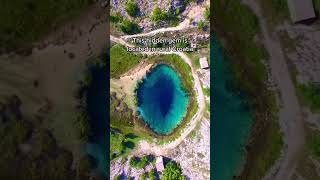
left=111, top=28, right=205, bottom=156
left=242, top=0, right=305, bottom=179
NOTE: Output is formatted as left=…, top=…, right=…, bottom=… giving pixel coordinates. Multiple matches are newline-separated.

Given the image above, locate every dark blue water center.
left=137, top=64, right=189, bottom=135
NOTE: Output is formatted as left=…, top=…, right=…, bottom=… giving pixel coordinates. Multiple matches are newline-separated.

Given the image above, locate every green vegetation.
left=151, top=7, right=168, bottom=22
left=121, top=19, right=141, bottom=35
left=162, top=162, right=186, bottom=180
left=151, top=7, right=179, bottom=24
left=114, top=175, right=121, bottom=180
left=314, top=0, right=320, bottom=11
left=203, top=87, right=210, bottom=97
left=260, top=0, right=289, bottom=24
left=0, top=0, right=94, bottom=52
left=110, top=44, right=142, bottom=78
left=111, top=13, right=123, bottom=23
left=204, top=7, right=210, bottom=20
left=110, top=129, right=138, bottom=159
left=110, top=131, right=125, bottom=159
left=125, top=0, right=139, bottom=17
left=214, top=0, right=283, bottom=179
left=129, top=156, right=149, bottom=169
left=149, top=169, right=156, bottom=180
left=298, top=83, right=320, bottom=112
left=140, top=172, right=148, bottom=180
left=310, top=133, right=320, bottom=159
left=198, top=20, right=205, bottom=30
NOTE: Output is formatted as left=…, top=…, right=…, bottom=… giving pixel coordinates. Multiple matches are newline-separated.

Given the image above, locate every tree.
left=129, top=156, right=138, bottom=167
left=140, top=172, right=148, bottom=180
left=151, top=7, right=162, bottom=22
left=162, top=162, right=186, bottom=180
left=120, top=19, right=140, bottom=34
left=139, top=156, right=148, bottom=168
left=125, top=0, right=139, bottom=17
left=204, top=7, right=210, bottom=20
left=149, top=169, right=156, bottom=180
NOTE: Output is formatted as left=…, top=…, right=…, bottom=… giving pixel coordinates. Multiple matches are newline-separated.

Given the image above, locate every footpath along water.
left=137, top=64, right=189, bottom=135
left=212, top=38, right=254, bottom=180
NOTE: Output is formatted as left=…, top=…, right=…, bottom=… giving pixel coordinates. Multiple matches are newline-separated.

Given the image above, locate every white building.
left=199, top=57, right=209, bottom=69
left=287, top=0, right=316, bottom=23
left=156, top=156, right=165, bottom=172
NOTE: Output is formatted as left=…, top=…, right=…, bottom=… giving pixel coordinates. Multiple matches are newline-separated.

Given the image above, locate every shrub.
left=120, top=19, right=141, bottom=34
left=139, top=156, right=148, bottom=168
left=140, top=172, right=147, bottom=180
left=162, top=162, right=186, bottom=180
left=149, top=169, right=156, bottom=180
left=125, top=0, right=139, bottom=17
left=198, top=20, right=205, bottom=30
left=129, top=156, right=149, bottom=169
left=151, top=7, right=173, bottom=22
left=111, top=13, right=123, bottom=23
left=129, top=157, right=138, bottom=167
left=204, top=7, right=210, bottom=20
left=114, top=175, right=121, bottom=180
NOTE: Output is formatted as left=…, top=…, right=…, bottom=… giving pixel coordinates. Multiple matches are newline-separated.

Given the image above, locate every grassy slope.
left=213, top=0, right=283, bottom=179
left=110, top=44, right=142, bottom=78
left=260, top=0, right=290, bottom=24
left=0, top=0, right=93, bottom=51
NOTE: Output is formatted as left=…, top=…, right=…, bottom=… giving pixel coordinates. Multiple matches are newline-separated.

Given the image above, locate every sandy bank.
left=110, top=61, right=154, bottom=110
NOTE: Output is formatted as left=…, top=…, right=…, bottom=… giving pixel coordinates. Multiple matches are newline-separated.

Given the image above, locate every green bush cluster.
left=298, top=83, right=320, bottom=111
left=204, top=7, right=210, bottom=20
left=162, top=162, right=186, bottom=180
left=311, top=134, right=320, bottom=158
left=198, top=20, right=205, bottom=30
left=151, top=7, right=178, bottom=23
left=260, top=0, right=289, bottom=24
left=125, top=0, right=139, bottom=17
left=129, top=156, right=149, bottom=169
left=149, top=169, right=156, bottom=180
left=111, top=13, right=123, bottom=23
left=120, top=19, right=141, bottom=35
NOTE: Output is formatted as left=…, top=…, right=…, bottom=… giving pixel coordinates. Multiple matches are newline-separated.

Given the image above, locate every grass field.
left=0, top=0, right=94, bottom=51
left=110, top=44, right=142, bottom=78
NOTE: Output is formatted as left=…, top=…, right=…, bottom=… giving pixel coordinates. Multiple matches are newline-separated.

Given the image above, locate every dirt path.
left=111, top=34, right=205, bottom=156
left=121, top=19, right=191, bottom=40
left=242, top=0, right=305, bottom=179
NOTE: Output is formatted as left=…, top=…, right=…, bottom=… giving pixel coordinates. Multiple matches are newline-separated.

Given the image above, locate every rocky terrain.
left=110, top=118, right=210, bottom=180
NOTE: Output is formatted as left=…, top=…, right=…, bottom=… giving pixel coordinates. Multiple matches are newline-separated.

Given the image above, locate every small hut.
left=156, top=156, right=165, bottom=172
left=287, top=0, right=316, bottom=23
left=199, top=57, right=209, bottom=69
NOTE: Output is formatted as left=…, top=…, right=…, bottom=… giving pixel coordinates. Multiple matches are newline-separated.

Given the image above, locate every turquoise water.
left=137, top=64, right=189, bottom=135
left=212, top=38, right=253, bottom=180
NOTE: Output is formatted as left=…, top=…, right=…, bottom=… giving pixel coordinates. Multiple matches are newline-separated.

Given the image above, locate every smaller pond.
left=137, top=64, right=189, bottom=135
